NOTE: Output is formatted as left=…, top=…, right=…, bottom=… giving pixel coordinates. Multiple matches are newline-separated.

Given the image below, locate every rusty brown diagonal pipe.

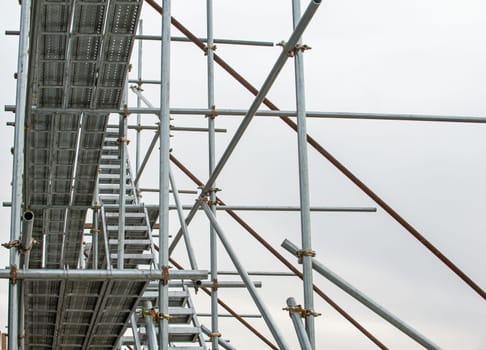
left=146, top=0, right=485, bottom=301
left=170, top=154, right=389, bottom=350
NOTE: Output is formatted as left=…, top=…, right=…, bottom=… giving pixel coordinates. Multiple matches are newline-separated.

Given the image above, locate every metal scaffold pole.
left=206, top=0, right=220, bottom=348
left=118, top=112, right=128, bottom=270
left=286, top=297, right=313, bottom=350
left=282, top=239, right=442, bottom=350
left=159, top=0, right=172, bottom=348
left=292, top=0, right=316, bottom=347
left=5, top=0, right=485, bottom=348
left=9, top=0, right=31, bottom=349
left=168, top=0, right=322, bottom=255
left=136, top=20, right=143, bottom=177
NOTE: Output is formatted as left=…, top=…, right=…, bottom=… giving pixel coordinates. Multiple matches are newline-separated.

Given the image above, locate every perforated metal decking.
left=23, top=1, right=143, bottom=348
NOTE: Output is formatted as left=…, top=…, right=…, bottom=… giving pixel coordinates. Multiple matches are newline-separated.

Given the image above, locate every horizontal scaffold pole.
left=1, top=269, right=208, bottom=281
left=25, top=105, right=486, bottom=123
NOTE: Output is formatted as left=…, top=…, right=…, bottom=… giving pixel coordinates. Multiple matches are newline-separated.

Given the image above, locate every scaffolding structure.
left=2, top=0, right=485, bottom=349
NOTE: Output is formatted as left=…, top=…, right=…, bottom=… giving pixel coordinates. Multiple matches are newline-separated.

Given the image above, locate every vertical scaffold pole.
left=118, top=111, right=128, bottom=269
left=136, top=20, right=143, bottom=176
left=9, top=0, right=31, bottom=349
left=159, top=0, right=171, bottom=349
left=286, top=297, right=312, bottom=350
left=206, top=0, right=219, bottom=348
left=92, top=181, right=99, bottom=269
left=292, top=0, right=316, bottom=347
left=130, top=313, right=142, bottom=350
left=144, top=301, right=159, bottom=350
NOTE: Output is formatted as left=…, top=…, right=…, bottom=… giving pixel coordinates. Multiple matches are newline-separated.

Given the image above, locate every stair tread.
left=109, top=239, right=151, bottom=245
left=107, top=225, right=148, bottom=231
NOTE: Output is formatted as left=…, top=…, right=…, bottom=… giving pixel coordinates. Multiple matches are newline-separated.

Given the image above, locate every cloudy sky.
left=0, top=0, right=485, bottom=349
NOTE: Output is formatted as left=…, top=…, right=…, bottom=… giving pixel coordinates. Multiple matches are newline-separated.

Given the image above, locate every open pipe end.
left=23, top=211, right=34, bottom=221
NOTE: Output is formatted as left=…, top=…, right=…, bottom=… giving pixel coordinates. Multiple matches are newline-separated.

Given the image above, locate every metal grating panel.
left=23, top=0, right=144, bottom=348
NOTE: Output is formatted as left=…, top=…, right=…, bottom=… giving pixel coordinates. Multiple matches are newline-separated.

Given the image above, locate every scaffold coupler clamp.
left=212, top=278, right=219, bottom=291
left=204, top=43, right=217, bottom=56
left=208, top=187, right=222, bottom=193
left=295, top=248, right=316, bottom=264
left=2, top=239, right=37, bottom=254
left=283, top=304, right=321, bottom=318
left=116, top=136, right=130, bottom=145
left=142, top=308, right=172, bottom=322
left=207, top=197, right=222, bottom=207
left=277, top=40, right=312, bottom=57
left=2, top=240, right=22, bottom=250
left=196, top=195, right=209, bottom=206
left=130, top=83, right=144, bottom=92
left=20, top=239, right=38, bottom=255
left=208, top=331, right=222, bottom=339
left=10, top=264, right=18, bottom=285
left=206, top=104, right=218, bottom=119
left=161, top=265, right=170, bottom=286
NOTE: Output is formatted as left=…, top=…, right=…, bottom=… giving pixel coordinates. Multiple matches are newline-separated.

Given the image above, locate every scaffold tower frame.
left=2, top=0, right=485, bottom=349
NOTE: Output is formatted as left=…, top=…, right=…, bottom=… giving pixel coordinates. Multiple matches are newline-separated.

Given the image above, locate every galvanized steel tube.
left=292, top=0, right=315, bottom=346
left=20, top=211, right=34, bottom=269
left=136, top=20, right=143, bottom=176
left=118, top=114, right=128, bottom=269
left=200, top=0, right=322, bottom=198
left=201, top=203, right=290, bottom=349
left=130, top=313, right=142, bottom=350
left=201, top=324, right=237, bottom=350
left=144, top=301, right=159, bottom=350
left=206, top=0, right=219, bottom=348
left=168, top=167, right=198, bottom=270
left=282, top=239, right=442, bottom=349
left=286, top=297, right=312, bottom=350
left=159, top=0, right=172, bottom=348
left=0, top=269, right=208, bottom=281
left=169, top=0, right=322, bottom=255
left=9, top=0, right=31, bottom=348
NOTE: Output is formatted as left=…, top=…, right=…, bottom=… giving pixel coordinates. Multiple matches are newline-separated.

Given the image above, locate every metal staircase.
left=96, top=126, right=155, bottom=270
left=136, top=283, right=208, bottom=349
left=97, top=126, right=207, bottom=349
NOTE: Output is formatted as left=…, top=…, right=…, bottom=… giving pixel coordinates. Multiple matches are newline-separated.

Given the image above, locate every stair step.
left=109, top=239, right=151, bottom=246
left=110, top=253, right=153, bottom=264
left=142, top=290, right=189, bottom=306
left=101, top=155, right=120, bottom=160
left=105, top=212, right=145, bottom=218
left=168, top=326, right=201, bottom=343
left=99, top=189, right=133, bottom=196
left=99, top=164, right=121, bottom=169
left=107, top=225, right=147, bottom=231
left=99, top=196, right=136, bottom=202
left=98, top=184, right=133, bottom=195
left=168, top=306, right=195, bottom=324
left=98, top=173, right=131, bottom=185
left=99, top=184, right=133, bottom=190
left=99, top=199, right=136, bottom=205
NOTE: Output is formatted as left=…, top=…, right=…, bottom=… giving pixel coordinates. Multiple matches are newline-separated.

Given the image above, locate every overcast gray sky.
left=0, top=0, right=485, bottom=349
